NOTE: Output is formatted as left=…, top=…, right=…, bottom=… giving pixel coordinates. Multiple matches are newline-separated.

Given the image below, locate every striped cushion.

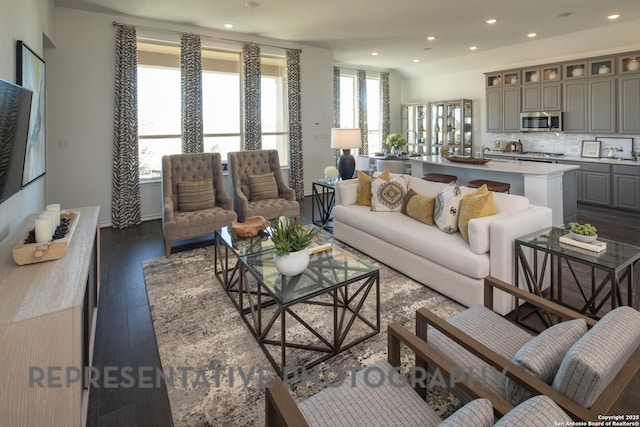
left=505, top=318, right=587, bottom=404
left=177, top=180, right=215, bottom=211
left=249, top=172, right=278, bottom=201
left=494, top=395, right=571, bottom=426
left=552, top=306, right=640, bottom=408
left=298, top=360, right=442, bottom=427
left=438, top=398, right=493, bottom=427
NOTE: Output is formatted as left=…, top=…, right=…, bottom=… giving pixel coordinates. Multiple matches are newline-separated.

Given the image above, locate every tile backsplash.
left=489, top=132, right=639, bottom=157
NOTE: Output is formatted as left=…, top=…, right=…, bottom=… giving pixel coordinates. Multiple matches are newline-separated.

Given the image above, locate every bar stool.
left=422, top=173, right=458, bottom=183
left=468, top=179, right=511, bottom=193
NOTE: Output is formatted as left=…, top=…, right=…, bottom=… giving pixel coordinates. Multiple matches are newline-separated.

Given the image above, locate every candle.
left=46, top=204, right=61, bottom=227
left=35, top=217, right=52, bottom=243
left=39, top=212, right=56, bottom=236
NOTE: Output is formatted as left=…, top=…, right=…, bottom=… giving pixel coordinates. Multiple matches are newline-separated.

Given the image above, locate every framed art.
left=581, top=140, right=600, bottom=158
left=17, top=40, right=46, bottom=187
left=596, top=137, right=633, bottom=159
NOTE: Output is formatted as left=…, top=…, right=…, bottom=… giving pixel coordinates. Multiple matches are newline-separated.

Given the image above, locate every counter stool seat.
left=468, top=179, right=510, bottom=193
left=422, top=173, right=458, bottom=183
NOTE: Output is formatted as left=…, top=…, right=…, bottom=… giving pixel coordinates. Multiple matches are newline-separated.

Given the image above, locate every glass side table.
left=515, top=227, right=640, bottom=321
left=312, top=179, right=336, bottom=232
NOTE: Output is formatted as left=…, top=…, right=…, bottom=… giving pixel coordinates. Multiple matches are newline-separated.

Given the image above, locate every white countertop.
left=486, top=151, right=640, bottom=166
left=410, top=155, right=579, bottom=175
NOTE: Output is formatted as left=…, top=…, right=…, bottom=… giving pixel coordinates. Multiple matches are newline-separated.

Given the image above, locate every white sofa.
left=333, top=175, right=552, bottom=315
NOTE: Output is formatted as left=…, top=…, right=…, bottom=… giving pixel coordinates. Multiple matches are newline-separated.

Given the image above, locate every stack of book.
left=559, top=234, right=607, bottom=253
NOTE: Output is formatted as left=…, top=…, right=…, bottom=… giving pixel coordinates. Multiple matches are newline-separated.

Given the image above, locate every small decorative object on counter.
left=386, top=133, right=407, bottom=156
left=324, top=166, right=339, bottom=184
left=632, top=151, right=639, bottom=161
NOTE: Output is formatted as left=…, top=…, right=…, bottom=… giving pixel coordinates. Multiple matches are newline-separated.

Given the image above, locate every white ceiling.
left=53, top=0, right=640, bottom=70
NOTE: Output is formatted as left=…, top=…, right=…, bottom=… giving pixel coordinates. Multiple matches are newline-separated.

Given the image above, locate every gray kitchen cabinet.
left=618, top=75, right=640, bottom=133
left=522, top=83, right=562, bottom=112
left=589, top=78, right=616, bottom=133
left=502, top=87, right=521, bottom=132
left=486, top=88, right=502, bottom=132
left=557, top=160, right=584, bottom=202
left=613, top=164, right=640, bottom=211
left=583, top=171, right=611, bottom=205
left=563, top=80, right=588, bottom=132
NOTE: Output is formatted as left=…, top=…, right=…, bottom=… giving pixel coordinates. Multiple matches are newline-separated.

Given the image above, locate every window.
left=338, top=72, right=382, bottom=153
left=137, top=41, right=289, bottom=180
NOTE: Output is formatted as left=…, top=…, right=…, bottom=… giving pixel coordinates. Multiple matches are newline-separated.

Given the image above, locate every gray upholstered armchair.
left=162, top=153, right=237, bottom=258
left=228, top=150, right=300, bottom=221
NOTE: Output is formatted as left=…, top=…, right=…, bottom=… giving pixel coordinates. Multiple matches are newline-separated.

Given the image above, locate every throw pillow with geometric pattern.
left=371, top=175, right=407, bottom=212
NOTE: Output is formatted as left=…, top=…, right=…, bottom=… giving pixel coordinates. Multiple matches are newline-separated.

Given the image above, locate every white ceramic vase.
left=274, top=249, right=309, bottom=276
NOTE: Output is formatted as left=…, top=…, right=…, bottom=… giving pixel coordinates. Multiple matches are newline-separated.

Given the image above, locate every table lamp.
left=331, top=128, right=361, bottom=180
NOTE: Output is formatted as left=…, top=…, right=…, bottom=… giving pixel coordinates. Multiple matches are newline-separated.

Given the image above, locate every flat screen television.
left=0, top=77, right=32, bottom=204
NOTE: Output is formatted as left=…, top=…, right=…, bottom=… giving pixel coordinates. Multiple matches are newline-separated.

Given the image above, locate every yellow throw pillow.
left=402, top=189, right=435, bottom=225
left=458, top=185, right=498, bottom=242
left=177, top=180, right=215, bottom=212
left=356, top=169, right=390, bottom=206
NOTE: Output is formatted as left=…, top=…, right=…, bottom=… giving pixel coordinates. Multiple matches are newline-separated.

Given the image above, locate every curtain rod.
left=112, top=21, right=301, bottom=52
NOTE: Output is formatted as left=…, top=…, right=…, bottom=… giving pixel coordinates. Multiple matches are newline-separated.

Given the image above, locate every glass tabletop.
left=240, top=238, right=378, bottom=305
left=314, top=179, right=337, bottom=188
left=216, top=224, right=275, bottom=257
left=516, top=227, right=640, bottom=270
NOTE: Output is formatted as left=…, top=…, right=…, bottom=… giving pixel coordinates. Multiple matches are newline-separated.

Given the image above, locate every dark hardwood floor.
left=86, top=200, right=639, bottom=425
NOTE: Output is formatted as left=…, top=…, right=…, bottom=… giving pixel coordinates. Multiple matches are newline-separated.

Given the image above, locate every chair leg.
left=165, top=240, right=171, bottom=258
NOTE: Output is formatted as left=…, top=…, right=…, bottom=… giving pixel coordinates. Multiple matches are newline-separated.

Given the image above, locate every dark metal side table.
left=312, top=179, right=336, bottom=232
left=515, top=227, right=640, bottom=321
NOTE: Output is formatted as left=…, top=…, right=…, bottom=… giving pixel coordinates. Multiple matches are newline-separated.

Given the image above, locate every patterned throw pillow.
left=434, top=182, right=463, bottom=234
left=458, top=184, right=498, bottom=243
left=402, top=189, right=436, bottom=225
left=356, top=170, right=390, bottom=206
left=505, top=318, right=587, bottom=405
left=249, top=172, right=278, bottom=201
left=371, top=176, right=407, bottom=212
left=177, top=180, right=215, bottom=212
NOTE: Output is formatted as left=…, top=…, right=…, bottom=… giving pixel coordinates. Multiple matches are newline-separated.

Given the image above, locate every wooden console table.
left=0, top=206, right=100, bottom=426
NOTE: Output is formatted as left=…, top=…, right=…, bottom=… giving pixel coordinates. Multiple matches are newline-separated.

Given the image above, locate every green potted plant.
left=568, top=222, right=598, bottom=243
left=385, top=133, right=407, bottom=155
left=270, top=217, right=320, bottom=276
left=632, top=150, right=639, bottom=161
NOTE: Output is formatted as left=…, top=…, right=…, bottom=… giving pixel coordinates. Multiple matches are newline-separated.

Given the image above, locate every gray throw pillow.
left=505, top=318, right=587, bottom=405
left=494, top=395, right=572, bottom=426
left=438, top=398, right=493, bottom=427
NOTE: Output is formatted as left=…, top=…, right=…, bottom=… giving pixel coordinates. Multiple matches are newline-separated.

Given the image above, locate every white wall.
left=401, top=19, right=640, bottom=153
left=46, top=8, right=401, bottom=226
left=0, top=0, right=55, bottom=241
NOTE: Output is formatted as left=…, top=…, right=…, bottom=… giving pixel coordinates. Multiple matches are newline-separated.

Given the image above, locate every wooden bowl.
left=231, top=216, right=269, bottom=237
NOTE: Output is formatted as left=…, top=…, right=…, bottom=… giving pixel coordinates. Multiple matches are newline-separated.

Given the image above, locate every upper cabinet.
left=401, top=103, right=428, bottom=155
left=485, top=50, right=640, bottom=133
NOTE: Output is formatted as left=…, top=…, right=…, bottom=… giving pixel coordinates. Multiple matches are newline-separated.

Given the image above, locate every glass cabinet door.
left=430, top=103, right=445, bottom=155
left=429, top=99, right=472, bottom=156
left=401, top=103, right=428, bottom=155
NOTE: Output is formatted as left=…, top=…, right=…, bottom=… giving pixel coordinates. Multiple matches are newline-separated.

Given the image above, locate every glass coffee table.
left=515, top=227, right=640, bottom=321
left=214, top=225, right=380, bottom=377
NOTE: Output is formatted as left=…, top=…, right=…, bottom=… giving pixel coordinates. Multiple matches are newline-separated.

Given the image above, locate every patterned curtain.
left=112, top=24, right=141, bottom=229
left=242, top=43, right=261, bottom=151
left=332, top=66, right=340, bottom=166
left=381, top=72, right=391, bottom=153
left=357, top=70, right=368, bottom=155
left=181, top=33, right=203, bottom=153
left=286, top=49, right=304, bottom=200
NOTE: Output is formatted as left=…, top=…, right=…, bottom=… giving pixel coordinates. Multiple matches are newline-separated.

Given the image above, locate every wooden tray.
left=444, top=156, right=491, bottom=165
left=12, top=211, right=79, bottom=265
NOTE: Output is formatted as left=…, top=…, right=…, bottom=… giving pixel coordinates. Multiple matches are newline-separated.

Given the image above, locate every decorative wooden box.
left=12, top=211, right=79, bottom=265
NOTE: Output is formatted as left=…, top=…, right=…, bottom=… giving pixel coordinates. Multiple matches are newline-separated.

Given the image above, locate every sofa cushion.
left=334, top=204, right=490, bottom=279
left=248, top=172, right=278, bottom=201
left=505, top=319, right=587, bottom=405
left=402, top=189, right=435, bottom=225
left=438, top=398, right=493, bottom=427
left=356, top=170, right=390, bottom=206
left=458, top=185, right=498, bottom=243
left=552, top=306, right=640, bottom=408
left=434, top=182, right=463, bottom=234
left=371, top=175, right=407, bottom=212
left=468, top=212, right=508, bottom=255
left=177, top=180, right=215, bottom=212
left=494, top=395, right=572, bottom=426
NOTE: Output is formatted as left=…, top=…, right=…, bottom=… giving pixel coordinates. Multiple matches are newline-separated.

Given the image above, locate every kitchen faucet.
left=480, top=145, right=491, bottom=159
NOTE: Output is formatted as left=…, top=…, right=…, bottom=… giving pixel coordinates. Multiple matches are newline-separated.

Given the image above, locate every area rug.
left=143, top=242, right=465, bottom=426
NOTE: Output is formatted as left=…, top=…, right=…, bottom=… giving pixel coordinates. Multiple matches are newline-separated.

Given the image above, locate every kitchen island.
left=409, top=155, right=579, bottom=226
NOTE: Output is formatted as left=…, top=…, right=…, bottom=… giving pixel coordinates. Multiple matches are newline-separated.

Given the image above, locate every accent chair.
left=161, top=153, right=237, bottom=258
left=228, top=150, right=300, bottom=221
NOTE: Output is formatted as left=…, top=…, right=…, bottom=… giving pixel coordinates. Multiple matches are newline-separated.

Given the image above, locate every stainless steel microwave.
left=520, top=112, right=563, bottom=132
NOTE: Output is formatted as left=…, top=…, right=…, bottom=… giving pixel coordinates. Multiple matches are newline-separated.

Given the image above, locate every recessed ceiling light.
left=371, top=52, right=379, bottom=56
left=426, top=36, right=436, bottom=41
left=527, top=33, right=537, bottom=38
left=245, top=1, right=261, bottom=8
left=557, top=12, right=572, bottom=18
left=608, top=14, right=620, bottom=20
left=469, top=46, right=478, bottom=50
left=423, top=47, right=432, bottom=51
left=413, top=59, right=420, bottom=63
left=486, top=18, right=497, bottom=24
left=224, top=24, right=234, bottom=29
